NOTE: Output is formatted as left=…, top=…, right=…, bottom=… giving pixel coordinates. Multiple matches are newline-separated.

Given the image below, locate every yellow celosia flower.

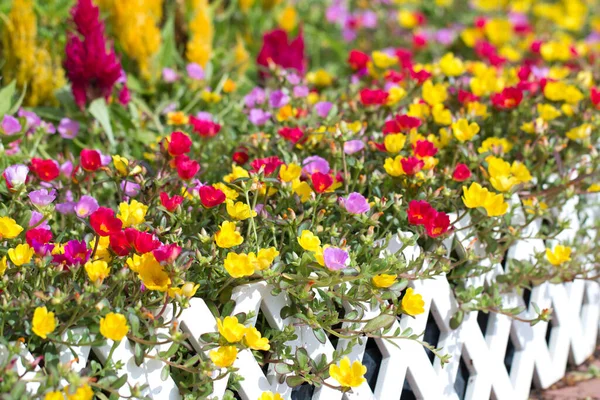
left=226, top=200, right=257, bottom=220
left=100, top=312, right=129, bottom=341
left=32, top=306, right=56, bottom=339
left=280, top=163, right=302, bottom=182
left=64, top=384, right=94, bottom=400
left=224, top=252, right=255, bottom=278
left=85, top=260, right=110, bottom=282
left=402, top=287, right=425, bottom=316
left=546, top=245, right=572, bottom=266
left=277, top=5, right=297, bottom=32
left=422, top=80, right=448, bottom=106
left=0, top=216, right=24, bottom=239
left=298, top=230, right=321, bottom=252
left=244, top=327, right=270, bottom=350
left=384, top=134, right=407, bottom=153
left=452, top=119, right=480, bottom=142
left=439, top=53, right=464, bottom=76
left=217, top=316, right=247, bottom=342
left=187, top=0, right=213, bottom=67
left=118, top=200, right=148, bottom=227
left=372, top=274, right=397, bottom=288
left=209, top=346, right=238, bottom=368
left=215, top=221, right=244, bottom=248
left=329, top=357, right=367, bottom=387
left=8, top=243, right=34, bottom=266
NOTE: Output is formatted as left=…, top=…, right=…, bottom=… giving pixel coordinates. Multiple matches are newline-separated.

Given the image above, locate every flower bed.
left=0, top=0, right=599, bottom=399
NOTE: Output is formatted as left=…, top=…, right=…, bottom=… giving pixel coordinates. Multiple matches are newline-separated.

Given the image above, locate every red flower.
left=407, top=200, right=435, bottom=226
left=232, top=149, right=249, bottom=165
left=452, top=164, right=471, bottom=182
left=591, top=87, right=600, bottom=109
left=174, top=155, right=200, bottom=180
left=491, top=87, right=523, bottom=109
left=168, top=131, right=192, bottom=156
left=348, top=50, right=369, bottom=70
left=251, top=156, right=284, bottom=176
left=425, top=211, right=451, bottom=238
left=199, top=186, right=226, bottom=208
left=413, top=140, right=438, bottom=158
left=311, top=172, right=333, bottom=193
left=125, top=228, right=161, bottom=254
left=383, top=114, right=422, bottom=134
left=385, top=70, right=405, bottom=83
left=412, top=33, right=427, bottom=49
left=30, top=158, right=60, bottom=182
left=360, top=89, right=389, bottom=106
left=190, top=117, right=221, bottom=138
left=400, top=157, right=424, bottom=175
left=257, top=29, right=305, bottom=77
left=153, top=243, right=182, bottom=264
left=457, top=90, right=479, bottom=104
left=394, top=48, right=413, bottom=69
left=26, top=228, right=53, bottom=247
left=90, top=207, right=123, bottom=236
left=109, top=230, right=131, bottom=256
left=278, top=126, right=304, bottom=144
left=159, top=192, right=184, bottom=211
left=80, top=149, right=102, bottom=172
left=410, top=68, right=432, bottom=84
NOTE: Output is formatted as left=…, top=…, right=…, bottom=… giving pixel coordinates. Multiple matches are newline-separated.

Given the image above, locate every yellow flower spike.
left=422, top=80, right=448, bottom=106
left=217, top=316, right=247, bottom=343
left=258, top=392, right=284, bottom=400
left=402, top=287, right=425, bottom=316
left=279, top=163, right=302, bottom=182
left=186, top=0, right=214, bottom=68
left=452, top=119, right=480, bottom=142
left=209, top=346, right=238, bottom=368
left=84, top=260, right=110, bottom=282
left=329, top=357, right=367, bottom=388
left=244, top=327, right=270, bottom=350
left=439, top=52, right=464, bottom=77
left=297, top=230, right=321, bottom=252
left=215, top=221, right=244, bottom=248
left=100, top=312, right=129, bottom=341
left=255, top=247, right=279, bottom=271
left=372, top=274, right=397, bottom=288
left=384, top=134, right=407, bottom=153
left=546, top=245, right=572, bottom=266
left=117, top=200, right=148, bottom=228
left=226, top=200, right=257, bottom=220
left=32, top=306, right=56, bottom=339
left=166, top=111, right=189, bottom=125
left=224, top=252, right=255, bottom=278
left=8, top=243, right=34, bottom=266
left=64, top=384, right=94, bottom=400
left=0, top=216, right=24, bottom=239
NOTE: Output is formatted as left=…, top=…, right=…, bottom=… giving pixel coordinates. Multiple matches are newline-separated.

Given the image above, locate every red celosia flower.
left=153, top=243, right=182, bottom=264
left=591, top=87, right=600, bottom=109
left=109, top=230, right=131, bottom=256
left=413, top=140, right=438, bottom=158
left=348, top=50, right=370, bottom=70
left=159, top=192, right=184, bottom=212
left=190, top=117, right=221, bottom=138
left=90, top=207, right=123, bottom=236
left=311, top=172, right=333, bottom=193
left=360, top=89, right=389, bottom=106
left=30, top=158, right=60, bottom=182
left=26, top=228, right=53, bottom=247
left=168, top=131, right=192, bottom=156
left=452, top=164, right=471, bottom=182
left=400, top=157, right=424, bottom=175
left=278, top=127, right=304, bottom=144
left=251, top=156, right=284, bottom=176
left=383, top=114, right=422, bottom=134
left=199, top=186, right=226, bottom=208
left=407, top=200, right=435, bottom=226
left=80, top=149, right=102, bottom=172
left=257, top=29, right=305, bottom=77
left=118, top=85, right=131, bottom=105
left=125, top=228, right=161, bottom=254
left=232, top=149, right=249, bottom=165
left=64, top=0, right=122, bottom=108
left=174, top=155, right=200, bottom=180
left=425, top=211, right=451, bottom=238
left=491, top=87, right=523, bottom=109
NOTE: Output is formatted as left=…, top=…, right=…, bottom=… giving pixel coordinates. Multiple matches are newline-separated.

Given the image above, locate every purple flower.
left=186, top=63, right=205, bottom=80
left=248, top=109, right=271, bottom=126
left=3, top=164, right=29, bottom=188
left=361, top=11, right=377, bottom=28
left=195, top=111, right=213, bottom=121
left=63, top=239, right=91, bottom=266
left=162, top=67, right=180, bottom=82
left=315, top=101, right=333, bottom=118
left=56, top=202, right=75, bottom=214
left=286, top=73, right=301, bottom=85
left=74, top=195, right=99, bottom=218
left=29, top=189, right=57, bottom=207
left=58, top=118, right=80, bottom=139
left=343, top=192, right=370, bottom=215
left=99, top=152, right=112, bottom=166
left=344, top=140, right=365, bottom=155
left=121, top=180, right=140, bottom=197
left=269, top=90, right=290, bottom=108
left=1, top=115, right=22, bottom=135
left=61, top=161, right=74, bottom=177
left=29, top=211, right=50, bottom=229
left=323, top=247, right=349, bottom=271
left=293, top=85, right=309, bottom=98
left=42, top=121, right=56, bottom=134
left=18, top=109, right=41, bottom=130
left=244, top=87, right=266, bottom=108
left=303, top=156, right=330, bottom=175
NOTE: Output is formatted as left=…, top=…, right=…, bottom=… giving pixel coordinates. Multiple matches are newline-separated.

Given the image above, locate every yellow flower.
left=254, top=247, right=279, bottom=271
left=32, top=306, right=56, bottom=339
left=588, top=184, right=600, bottom=193
left=486, top=156, right=511, bottom=178
left=397, top=10, right=418, bottom=29
left=490, top=175, right=519, bottom=192
left=566, top=124, right=591, bottom=140
left=89, top=236, right=112, bottom=262
left=44, top=391, right=64, bottom=400
left=431, top=104, right=452, bottom=126
left=112, top=155, right=129, bottom=176
left=276, top=104, right=295, bottom=121
left=209, top=346, right=238, bottom=368
left=483, top=192, right=509, bottom=217
left=371, top=51, right=398, bottom=69
left=167, top=111, right=189, bottom=125
left=136, top=253, right=171, bottom=291
left=234, top=35, right=250, bottom=75
left=462, top=182, right=490, bottom=209
left=259, top=392, right=284, bottom=400
left=84, top=260, right=110, bottom=282
left=478, top=137, right=513, bottom=154
left=422, top=80, right=448, bottom=106
left=244, top=327, right=270, bottom=350
left=224, top=252, right=255, bottom=278
left=384, top=155, right=405, bottom=177
left=0, top=256, right=7, bottom=276
left=214, top=182, right=239, bottom=200
left=372, top=274, right=397, bottom=288
left=0, top=216, right=24, bottom=239
left=215, top=221, right=244, bottom=248
left=540, top=41, right=571, bottom=62
left=386, top=85, right=407, bottom=106
left=226, top=200, right=257, bottom=220
left=407, top=102, right=430, bottom=119
left=521, top=121, right=536, bottom=134
left=329, top=357, right=367, bottom=388
left=8, top=243, right=34, bottom=266
left=117, top=200, right=148, bottom=228
left=537, top=104, right=561, bottom=121
left=452, top=119, right=480, bottom=142
left=522, top=198, right=548, bottom=215
left=484, top=19, right=512, bottom=45
left=100, top=312, right=129, bottom=341
left=402, top=287, right=425, bottom=316
left=384, top=134, right=407, bottom=153
left=546, top=245, right=572, bottom=266
left=186, top=0, right=214, bottom=68
left=510, top=161, right=532, bottom=183
left=223, top=78, right=237, bottom=93
left=280, top=163, right=302, bottom=182
left=217, top=316, right=247, bottom=343
left=306, top=69, right=333, bottom=87
left=223, top=164, right=250, bottom=183
left=439, top=52, right=464, bottom=76
left=292, top=180, right=313, bottom=202
left=64, top=384, right=94, bottom=400
left=298, top=230, right=321, bottom=252
left=277, top=5, right=297, bottom=32
left=543, top=81, right=568, bottom=102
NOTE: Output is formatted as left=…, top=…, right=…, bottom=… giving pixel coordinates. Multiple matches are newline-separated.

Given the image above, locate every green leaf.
left=275, top=363, right=292, bottom=374
left=8, top=83, right=26, bottom=115
left=0, top=80, right=17, bottom=118
left=134, top=342, right=145, bottom=366
left=111, top=374, right=128, bottom=389
left=286, top=375, right=305, bottom=387
left=313, top=328, right=327, bottom=344
left=363, top=314, right=396, bottom=333
left=449, top=310, right=464, bottom=329
left=161, top=365, right=170, bottom=381
left=88, top=98, right=115, bottom=147
left=296, top=348, right=309, bottom=370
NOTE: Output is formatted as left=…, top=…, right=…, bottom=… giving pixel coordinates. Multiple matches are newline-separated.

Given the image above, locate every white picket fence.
left=5, top=194, right=600, bottom=400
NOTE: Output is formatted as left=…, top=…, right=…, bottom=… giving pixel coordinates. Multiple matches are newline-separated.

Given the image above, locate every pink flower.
left=323, top=247, right=350, bottom=271
left=343, top=193, right=370, bottom=215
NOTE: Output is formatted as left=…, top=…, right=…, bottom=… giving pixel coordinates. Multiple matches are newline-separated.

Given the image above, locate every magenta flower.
left=1, top=115, right=22, bottom=135
left=315, top=101, right=333, bottom=118
left=244, top=88, right=266, bottom=108
left=18, top=109, right=41, bottom=130
left=63, top=239, right=91, bottom=266
left=186, top=63, right=204, bottom=80
left=3, top=164, right=29, bottom=188
left=29, top=211, right=50, bottom=229
left=344, top=140, right=365, bottom=155
left=303, top=156, right=330, bottom=175
left=121, top=181, right=140, bottom=197
left=162, top=67, right=179, bottom=82
left=343, top=192, right=370, bottom=215
left=248, top=109, right=271, bottom=126
left=293, top=85, right=309, bottom=98
left=29, top=189, right=57, bottom=207
left=323, top=247, right=350, bottom=271
left=74, top=195, right=99, bottom=218
left=58, top=118, right=80, bottom=139
left=269, top=90, right=290, bottom=108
